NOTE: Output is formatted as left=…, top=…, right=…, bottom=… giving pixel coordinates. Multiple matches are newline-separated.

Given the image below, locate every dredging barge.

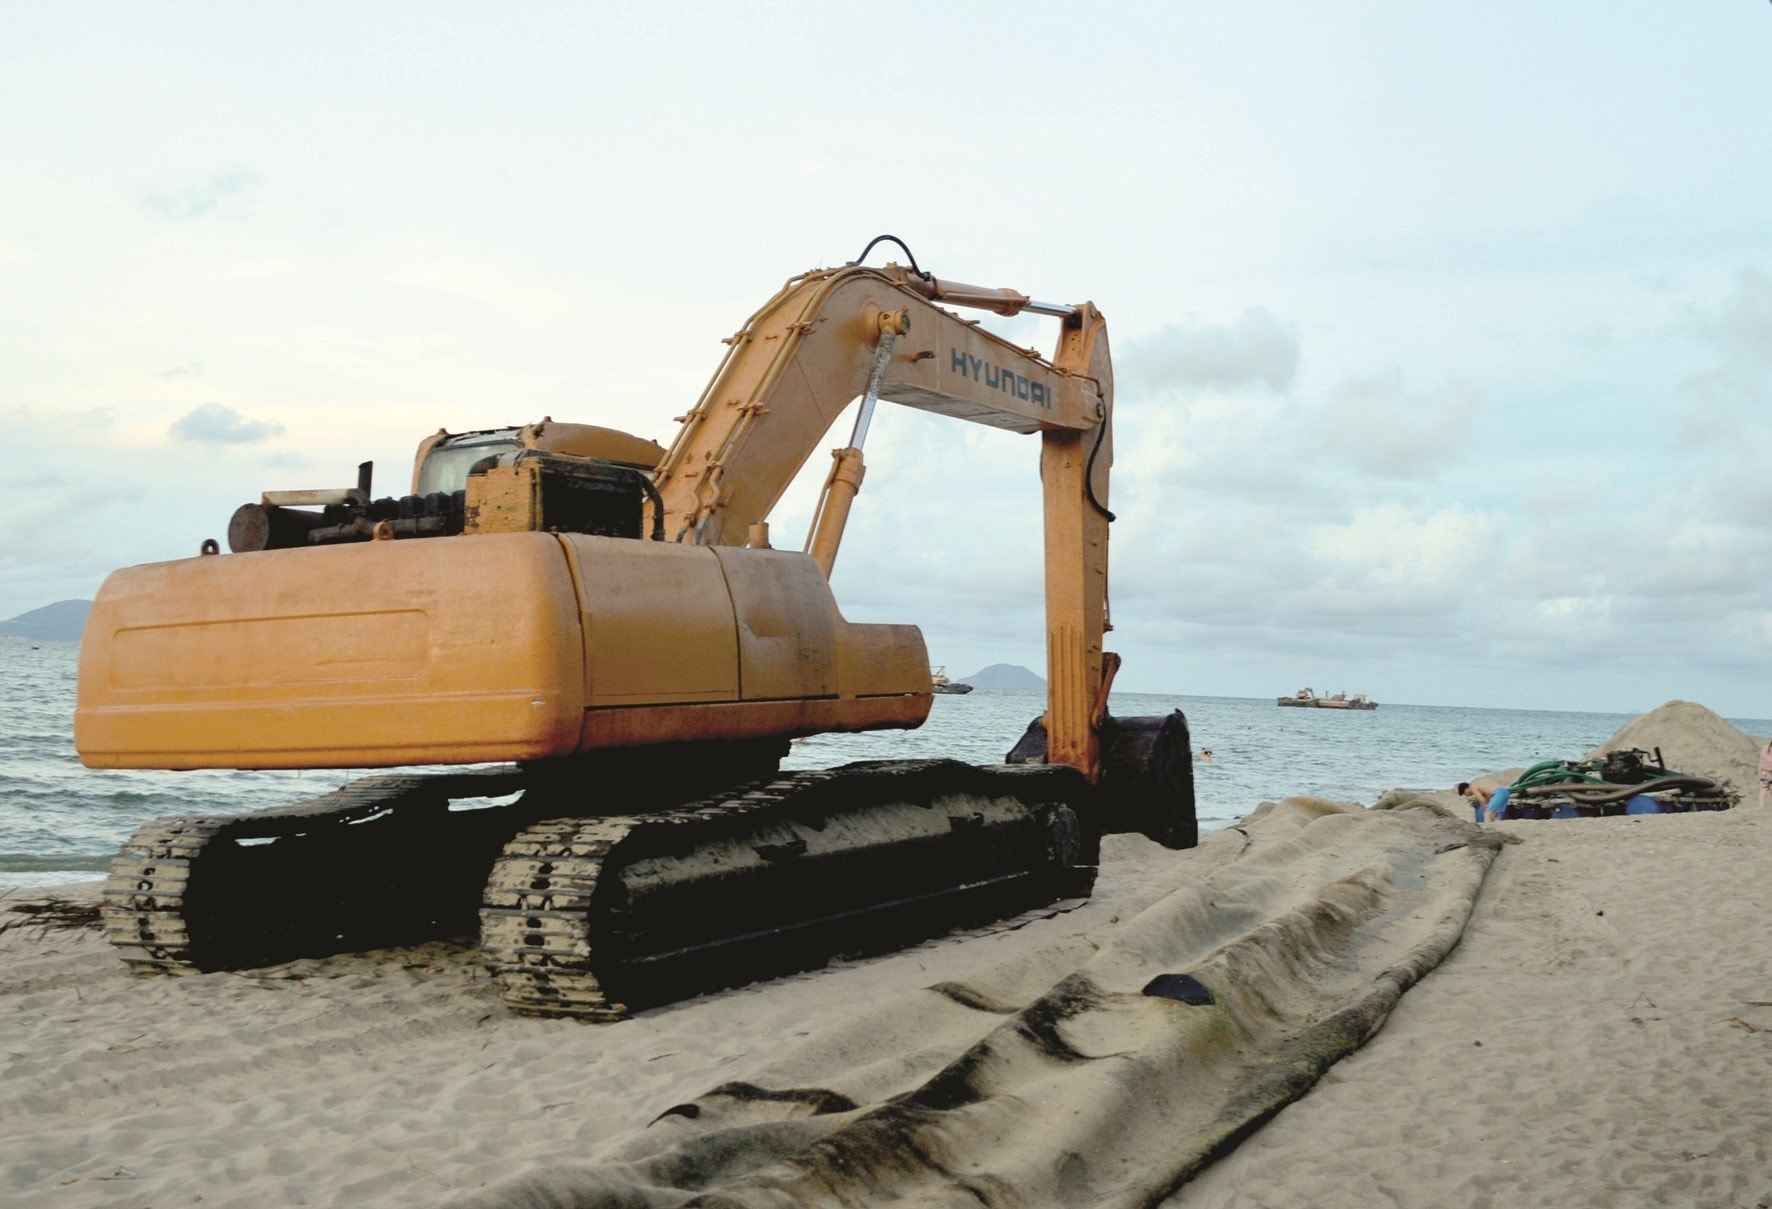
left=1277, top=688, right=1376, bottom=710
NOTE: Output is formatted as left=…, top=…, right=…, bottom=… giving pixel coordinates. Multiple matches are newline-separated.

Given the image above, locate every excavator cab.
left=412, top=420, right=668, bottom=495
left=412, top=428, right=527, bottom=495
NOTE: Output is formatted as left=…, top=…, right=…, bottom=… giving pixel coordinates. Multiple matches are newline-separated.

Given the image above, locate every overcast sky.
left=3, top=3, right=1769, bottom=716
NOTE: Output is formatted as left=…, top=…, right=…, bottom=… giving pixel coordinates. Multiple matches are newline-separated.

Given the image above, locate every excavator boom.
left=653, top=259, right=1114, bottom=777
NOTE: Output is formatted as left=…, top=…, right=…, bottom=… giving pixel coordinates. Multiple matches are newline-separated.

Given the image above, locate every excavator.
left=74, top=239, right=1195, bottom=1020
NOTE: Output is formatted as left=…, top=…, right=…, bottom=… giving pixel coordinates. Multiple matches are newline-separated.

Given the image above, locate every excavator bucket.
left=1007, top=710, right=1197, bottom=850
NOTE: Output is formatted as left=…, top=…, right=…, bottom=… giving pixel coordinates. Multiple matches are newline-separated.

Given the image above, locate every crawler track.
left=482, top=761, right=1096, bottom=1019
left=102, top=760, right=1097, bottom=1019
left=102, top=767, right=533, bottom=974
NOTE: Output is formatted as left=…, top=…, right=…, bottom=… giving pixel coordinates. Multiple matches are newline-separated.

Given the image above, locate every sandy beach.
left=4, top=703, right=1769, bottom=1207
left=1184, top=808, right=1772, bottom=1208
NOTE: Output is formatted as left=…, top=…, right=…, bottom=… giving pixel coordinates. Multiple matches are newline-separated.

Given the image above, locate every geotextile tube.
left=451, top=797, right=1501, bottom=1209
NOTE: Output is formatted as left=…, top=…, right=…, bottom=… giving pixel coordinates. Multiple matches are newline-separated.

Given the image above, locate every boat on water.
left=1277, top=688, right=1376, bottom=710
left=931, top=666, right=974, bottom=695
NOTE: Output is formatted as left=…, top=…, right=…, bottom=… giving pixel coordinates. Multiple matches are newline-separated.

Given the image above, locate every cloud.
left=169, top=403, right=286, bottom=445
left=1314, top=369, right=1479, bottom=476
left=1119, top=308, right=1300, bottom=395
left=140, top=166, right=258, bottom=221
left=1307, top=503, right=1505, bottom=591
left=382, top=255, right=580, bottom=322
left=1694, top=427, right=1772, bottom=527
left=1680, top=264, right=1772, bottom=433
left=68, top=408, right=116, bottom=429
left=1699, top=265, right=1772, bottom=365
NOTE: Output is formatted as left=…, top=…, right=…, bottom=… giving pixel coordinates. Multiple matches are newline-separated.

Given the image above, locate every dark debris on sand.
left=0, top=897, right=103, bottom=936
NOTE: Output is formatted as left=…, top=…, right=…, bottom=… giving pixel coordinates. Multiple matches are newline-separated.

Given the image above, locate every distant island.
left=959, top=663, right=1046, bottom=692
left=0, top=600, right=92, bottom=643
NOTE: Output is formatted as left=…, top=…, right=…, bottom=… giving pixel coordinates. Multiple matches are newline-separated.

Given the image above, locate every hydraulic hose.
left=1513, top=775, right=1721, bottom=806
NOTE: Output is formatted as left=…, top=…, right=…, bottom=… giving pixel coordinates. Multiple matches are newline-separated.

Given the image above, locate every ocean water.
left=6, top=636, right=1769, bottom=891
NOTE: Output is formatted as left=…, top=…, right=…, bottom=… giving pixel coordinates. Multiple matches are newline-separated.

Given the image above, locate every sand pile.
left=1584, top=698, right=1765, bottom=796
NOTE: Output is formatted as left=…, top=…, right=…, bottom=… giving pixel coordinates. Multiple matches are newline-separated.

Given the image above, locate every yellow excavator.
left=75, top=239, right=1194, bottom=1019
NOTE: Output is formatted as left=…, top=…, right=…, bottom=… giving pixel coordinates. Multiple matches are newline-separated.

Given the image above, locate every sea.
left=7, top=636, right=1771, bottom=892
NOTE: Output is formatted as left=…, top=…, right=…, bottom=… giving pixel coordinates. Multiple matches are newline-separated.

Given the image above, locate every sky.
left=3, top=2, right=1769, bottom=716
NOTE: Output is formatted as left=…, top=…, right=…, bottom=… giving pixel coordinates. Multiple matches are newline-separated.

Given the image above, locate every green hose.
left=1509, top=760, right=1609, bottom=791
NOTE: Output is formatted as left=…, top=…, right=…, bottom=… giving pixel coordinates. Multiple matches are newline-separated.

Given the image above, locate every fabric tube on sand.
left=452, top=797, right=1501, bottom=1209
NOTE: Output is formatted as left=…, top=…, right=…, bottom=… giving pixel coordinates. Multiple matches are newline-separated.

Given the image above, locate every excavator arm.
left=653, top=259, right=1116, bottom=780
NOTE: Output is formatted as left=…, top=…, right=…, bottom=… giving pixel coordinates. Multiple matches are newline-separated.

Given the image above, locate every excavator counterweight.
left=78, top=243, right=1196, bottom=1019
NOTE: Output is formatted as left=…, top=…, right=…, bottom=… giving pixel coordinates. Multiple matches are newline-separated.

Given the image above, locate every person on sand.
left=1457, top=779, right=1511, bottom=823
left=1760, top=741, right=1772, bottom=810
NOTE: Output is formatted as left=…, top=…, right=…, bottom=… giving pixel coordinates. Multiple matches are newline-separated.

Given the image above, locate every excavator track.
left=102, top=767, right=534, bottom=975
left=102, top=813, right=224, bottom=973
left=100, top=758, right=1098, bottom=1020
left=482, top=760, right=1096, bottom=1019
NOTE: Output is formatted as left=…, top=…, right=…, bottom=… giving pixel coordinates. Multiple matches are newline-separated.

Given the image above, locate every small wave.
left=0, top=852, right=115, bottom=873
